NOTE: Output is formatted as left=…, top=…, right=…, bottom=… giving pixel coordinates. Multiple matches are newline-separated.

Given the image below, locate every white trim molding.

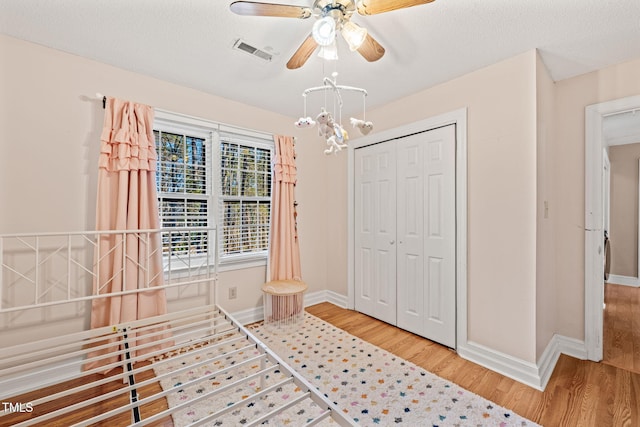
left=457, top=342, right=542, bottom=390
left=606, top=274, right=640, bottom=287
left=458, top=334, right=587, bottom=391
left=231, top=290, right=348, bottom=325
left=0, top=357, right=84, bottom=401
left=305, top=290, right=349, bottom=308
left=585, top=95, right=640, bottom=362
left=232, top=291, right=588, bottom=392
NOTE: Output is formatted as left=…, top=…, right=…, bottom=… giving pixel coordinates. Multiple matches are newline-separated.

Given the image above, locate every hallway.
left=604, top=283, right=640, bottom=373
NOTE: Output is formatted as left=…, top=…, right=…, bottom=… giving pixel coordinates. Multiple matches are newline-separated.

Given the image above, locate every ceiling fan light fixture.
left=341, top=20, right=367, bottom=51
left=318, top=39, right=339, bottom=60
left=312, top=16, right=336, bottom=46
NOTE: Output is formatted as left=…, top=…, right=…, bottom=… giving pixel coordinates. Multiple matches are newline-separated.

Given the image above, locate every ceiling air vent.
left=233, top=39, right=273, bottom=62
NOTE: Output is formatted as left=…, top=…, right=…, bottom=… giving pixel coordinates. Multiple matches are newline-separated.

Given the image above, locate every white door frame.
left=603, top=149, right=610, bottom=236
left=584, top=95, right=640, bottom=361
left=347, top=108, right=468, bottom=349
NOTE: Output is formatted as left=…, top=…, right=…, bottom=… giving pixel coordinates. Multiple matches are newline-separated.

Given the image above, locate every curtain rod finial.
left=96, top=93, right=106, bottom=109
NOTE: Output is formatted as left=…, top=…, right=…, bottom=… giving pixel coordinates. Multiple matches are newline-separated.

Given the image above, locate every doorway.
left=584, top=95, right=640, bottom=361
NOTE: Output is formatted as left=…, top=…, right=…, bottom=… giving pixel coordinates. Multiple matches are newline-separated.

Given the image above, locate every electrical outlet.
left=229, top=287, right=237, bottom=300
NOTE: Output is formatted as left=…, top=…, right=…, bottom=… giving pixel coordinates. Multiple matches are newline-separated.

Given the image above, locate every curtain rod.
left=95, top=93, right=275, bottom=140
left=95, top=92, right=106, bottom=109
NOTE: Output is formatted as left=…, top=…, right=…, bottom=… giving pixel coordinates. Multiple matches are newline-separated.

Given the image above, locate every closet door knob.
left=390, top=240, right=395, bottom=245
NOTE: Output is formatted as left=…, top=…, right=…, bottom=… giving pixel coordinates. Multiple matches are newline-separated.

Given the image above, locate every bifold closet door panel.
left=396, top=125, right=456, bottom=348
left=396, top=133, right=426, bottom=336
left=354, top=142, right=397, bottom=325
left=354, top=124, right=456, bottom=347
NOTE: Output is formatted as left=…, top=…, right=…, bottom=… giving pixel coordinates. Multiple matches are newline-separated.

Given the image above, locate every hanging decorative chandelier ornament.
left=294, top=72, right=373, bottom=155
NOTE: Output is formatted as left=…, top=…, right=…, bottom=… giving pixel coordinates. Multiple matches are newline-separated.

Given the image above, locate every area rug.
left=153, top=313, right=541, bottom=426
left=252, top=313, right=539, bottom=426
left=152, top=327, right=334, bottom=426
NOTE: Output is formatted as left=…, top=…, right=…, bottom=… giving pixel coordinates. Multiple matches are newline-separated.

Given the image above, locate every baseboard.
left=231, top=290, right=348, bottom=325
left=6, top=294, right=586, bottom=400
left=0, top=357, right=84, bottom=401
left=606, top=274, right=639, bottom=287
left=231, top=306, right=264, bottom=325
left=324, top=290, right=349, bottom=308
left=458, top=334, right=587, bottom=392
left=536, top=334, right=587, bottom=390
left=457, top=342, right=543, bottom=390
left=555, top=334, right=588, bottom=360
left=536, top=336, right=561, bottom=391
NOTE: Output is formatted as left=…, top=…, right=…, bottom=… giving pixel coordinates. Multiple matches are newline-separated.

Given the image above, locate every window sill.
left=162, top=254, right=268, bottom=275
left=218, top=255, right=267, bottom=272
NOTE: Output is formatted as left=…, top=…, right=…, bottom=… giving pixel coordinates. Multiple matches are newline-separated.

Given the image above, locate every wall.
left=0, top=34, right=330, bottom=345
left=609, top=142, right=640, bottom=278
left=6, top=28, right=640, bottom=368
left=324, top=154, right=348, bottom=295
left=341, top=51, right=539, bottom=362
left=553, top=57, right=640, bottom=339
left=535, top=52, right=558, bottom=358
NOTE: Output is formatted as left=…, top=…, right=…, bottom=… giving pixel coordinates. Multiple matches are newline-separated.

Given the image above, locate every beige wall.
left=1, top=35, right=542, bottom=362
left=553, top=59, right=640, bottom=339
left=343, top=51, right=540, bottom=362
left=5, top=29, right=640, bottom=367
left=536, top=52, right=558, bottom=358
left=609, top=143, right=640, bottom=278
left=0, top=34, right=331, bottom=344
left=334, top=51, right=640, bottom=363
left=553, top=57, right=640, bottom=339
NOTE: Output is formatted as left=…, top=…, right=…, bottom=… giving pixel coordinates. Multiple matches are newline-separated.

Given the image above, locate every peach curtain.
left=86, top=97, right=171, bottom=371
left=269, top=135, right=302, bottom=281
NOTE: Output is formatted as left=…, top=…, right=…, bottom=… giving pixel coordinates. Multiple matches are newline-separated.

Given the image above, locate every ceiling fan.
left=230, top=0, right=435, bottom=69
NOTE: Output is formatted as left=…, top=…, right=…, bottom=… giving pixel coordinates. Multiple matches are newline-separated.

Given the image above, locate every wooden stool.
left=261, top=279, right=307, bottom=329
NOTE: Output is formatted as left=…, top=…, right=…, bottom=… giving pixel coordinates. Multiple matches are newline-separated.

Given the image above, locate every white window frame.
left=218, top=133, right=274, bottom=270
left=154, top=110, right=274, bottom=272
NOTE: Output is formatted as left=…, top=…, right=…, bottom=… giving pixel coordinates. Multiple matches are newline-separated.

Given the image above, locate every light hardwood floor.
left=2, top=360, right=172, bottom=427
left=604, top=283, right=640, bottom=373
left=306, top=302, right=640, bottom=427
left=4, top=292, right=638, bottom=426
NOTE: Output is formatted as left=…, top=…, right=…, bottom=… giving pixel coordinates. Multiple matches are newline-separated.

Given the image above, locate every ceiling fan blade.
left=356, top=0, right=435, bottom=16
left=286, top=35, right=318, bottom=69
left=357, top=33, right=385, bottom=62
left=230, top=1, right=312, bottom=18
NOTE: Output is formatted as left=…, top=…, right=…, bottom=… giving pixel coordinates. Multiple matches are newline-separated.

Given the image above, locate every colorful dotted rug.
left=250, top=313, right=541, bottom=426
left=153, top=312, right=541, bottom=426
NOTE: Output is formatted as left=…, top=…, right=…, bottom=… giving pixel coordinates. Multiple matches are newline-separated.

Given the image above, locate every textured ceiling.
left=1, top=0, right=640, bottom=123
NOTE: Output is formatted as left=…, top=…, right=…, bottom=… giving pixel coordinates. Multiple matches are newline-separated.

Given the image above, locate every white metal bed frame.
left=0, top=228, right=356, bottom=426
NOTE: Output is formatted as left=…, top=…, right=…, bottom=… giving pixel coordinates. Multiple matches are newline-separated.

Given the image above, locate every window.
left=155, top=127, right=210, bottom=259
left=154, top=111, right=273, bottom=268
left=220, top=139, right=272, bottom=258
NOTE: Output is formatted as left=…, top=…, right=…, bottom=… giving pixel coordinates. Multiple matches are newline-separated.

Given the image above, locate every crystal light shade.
left=341, top=21, right=367, bottom=51
left=312, top=16, right=336, bottom=46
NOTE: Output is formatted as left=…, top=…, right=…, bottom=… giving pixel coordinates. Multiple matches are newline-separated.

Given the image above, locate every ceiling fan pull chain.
left=303, top=93, right=307, bottom=118
left=363, top=93, right=366, bottom=121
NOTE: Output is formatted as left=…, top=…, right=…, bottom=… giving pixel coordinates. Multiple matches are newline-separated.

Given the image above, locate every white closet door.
left=396, top=133, right=426, bottom=336
left=354, top=142, right=397, bottom=325
left=397, top=125, right=456, bottom=347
